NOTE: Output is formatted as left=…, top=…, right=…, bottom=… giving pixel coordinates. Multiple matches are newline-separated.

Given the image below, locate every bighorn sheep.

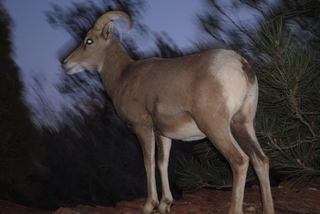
left=62, top=11, right=274, bottom=214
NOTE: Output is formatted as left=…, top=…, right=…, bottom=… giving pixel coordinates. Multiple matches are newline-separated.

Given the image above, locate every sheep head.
left=63, top=11, right=132, bottom=75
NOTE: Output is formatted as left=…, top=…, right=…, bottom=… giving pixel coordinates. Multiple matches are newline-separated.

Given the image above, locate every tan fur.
left=63, top=11, right=274, bottom=214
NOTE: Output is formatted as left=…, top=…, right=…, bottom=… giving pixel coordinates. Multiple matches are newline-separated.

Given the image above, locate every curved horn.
left=93, top=11, right=132, bottom=32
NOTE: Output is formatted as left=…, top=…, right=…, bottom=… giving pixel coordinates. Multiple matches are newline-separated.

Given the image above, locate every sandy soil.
left=1, top=181, right=320, bottom=214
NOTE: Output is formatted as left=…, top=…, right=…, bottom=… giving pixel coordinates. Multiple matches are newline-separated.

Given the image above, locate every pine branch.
left=288, top=87, right=317, bottom=137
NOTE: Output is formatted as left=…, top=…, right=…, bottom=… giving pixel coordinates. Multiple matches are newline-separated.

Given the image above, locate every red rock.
left=1, top=181, right=320, bottom=214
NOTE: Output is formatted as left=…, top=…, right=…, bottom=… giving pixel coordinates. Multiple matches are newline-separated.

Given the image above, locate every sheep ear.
left=103, top=23, right=114, bottom=39
left=102, top=20, right=123, bottom=41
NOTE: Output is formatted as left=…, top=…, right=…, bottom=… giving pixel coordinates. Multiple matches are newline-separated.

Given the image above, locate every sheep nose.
left=62, top=60, right=69, bottom=70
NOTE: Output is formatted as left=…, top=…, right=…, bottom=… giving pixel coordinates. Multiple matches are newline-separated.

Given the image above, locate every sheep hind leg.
left=197, top=118, right=249, bottom=214
left=209, top=132, right=249, bottom=214
left=156, top=135, right=173, bottom=214
left=231, top=119, right=274, bottom=214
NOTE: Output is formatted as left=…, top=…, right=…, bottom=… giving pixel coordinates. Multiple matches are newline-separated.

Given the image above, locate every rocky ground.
left=1, top=181, right=320, bottom=214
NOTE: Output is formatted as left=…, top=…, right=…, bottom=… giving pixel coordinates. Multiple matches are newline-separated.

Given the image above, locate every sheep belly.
left=164, top=121, right=206, bottom=141
left=154, top=114, right=206, bottom=141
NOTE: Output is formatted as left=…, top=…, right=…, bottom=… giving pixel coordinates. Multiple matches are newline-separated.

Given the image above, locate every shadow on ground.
left=1, top=181, right=320, bottom=214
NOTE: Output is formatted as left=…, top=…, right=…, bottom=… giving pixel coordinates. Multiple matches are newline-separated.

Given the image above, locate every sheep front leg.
left=156, top=135, right=173, bottom=214
left=136, top=130, right=159, bottom=214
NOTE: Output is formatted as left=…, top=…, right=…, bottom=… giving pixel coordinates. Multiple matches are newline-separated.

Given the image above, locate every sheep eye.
left=86, top=39, right=94, bottom=45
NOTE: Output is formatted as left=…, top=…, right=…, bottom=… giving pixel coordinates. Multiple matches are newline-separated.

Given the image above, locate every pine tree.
left=255, top=20, right=320, bottom=182
left=0, top=2, right=44, bottom=191
left=4, top=1, right=188, bottom=208
left=176, top=0, right=320, bottom=191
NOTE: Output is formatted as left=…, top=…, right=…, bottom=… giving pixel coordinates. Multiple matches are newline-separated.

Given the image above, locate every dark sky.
left=3, top=0, right=203, bottom=128
left=4, top=0, right=202, bottom=76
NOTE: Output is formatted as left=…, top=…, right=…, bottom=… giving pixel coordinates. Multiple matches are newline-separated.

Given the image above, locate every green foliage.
left=176, top=0, right=320, bottom=191
left=0, top=2, right=44, bottom=191
left=274, top=141, right=320, bottom=182
left=255, top=20, right=320, bottom=183
left=176, top=141, right=257, bottom=191
left=176, top=154, right=232, bottom=191
left=176, top=141, right=232, bottom=191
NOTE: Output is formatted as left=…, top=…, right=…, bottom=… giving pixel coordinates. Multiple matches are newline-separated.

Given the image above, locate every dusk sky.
left=2, top=0, right=257, bottom=127
left=3, top=0, right=205, bottom=127
left=4, top=0, right=203, bottom=77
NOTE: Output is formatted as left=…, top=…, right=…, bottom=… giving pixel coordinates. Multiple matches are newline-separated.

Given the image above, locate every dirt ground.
left=1, top=181, right=320, bottom=214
